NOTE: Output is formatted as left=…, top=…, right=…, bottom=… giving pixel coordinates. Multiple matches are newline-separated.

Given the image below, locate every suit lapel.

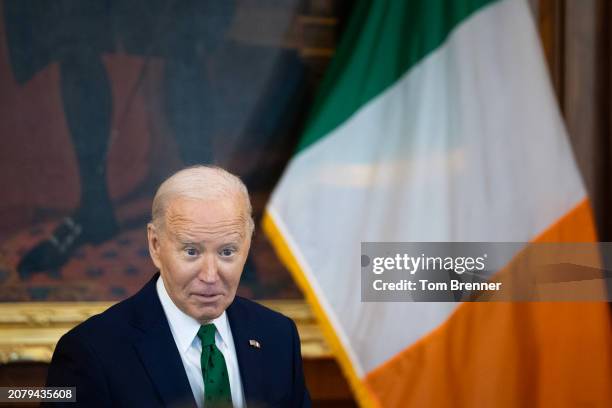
left=132, top=274, right=196, bottom=408
left=227, top=298, right=264, bottom=404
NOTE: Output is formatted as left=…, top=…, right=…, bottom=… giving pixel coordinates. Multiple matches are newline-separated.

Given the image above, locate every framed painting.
left=0, top=0, right=329, bottom=362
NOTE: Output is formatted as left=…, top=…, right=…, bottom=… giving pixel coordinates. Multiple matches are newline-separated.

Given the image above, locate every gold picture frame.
left=0, top=300, right=329, bottom=364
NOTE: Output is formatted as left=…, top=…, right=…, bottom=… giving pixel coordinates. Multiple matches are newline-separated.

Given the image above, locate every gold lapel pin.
left=249, top=339, right=261, bottom=349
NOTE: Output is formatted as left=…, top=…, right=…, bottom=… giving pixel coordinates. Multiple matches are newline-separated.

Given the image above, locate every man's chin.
left=185, top=293, right=237, bottom=322
left=189, top=299, right=226, bottom=322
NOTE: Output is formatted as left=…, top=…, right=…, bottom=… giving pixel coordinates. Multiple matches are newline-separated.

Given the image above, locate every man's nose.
left=198, top=253, right=219, bottom=283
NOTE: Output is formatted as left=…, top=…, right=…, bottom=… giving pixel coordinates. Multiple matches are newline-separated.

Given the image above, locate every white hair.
left=151, top=165, right=254, bottom=233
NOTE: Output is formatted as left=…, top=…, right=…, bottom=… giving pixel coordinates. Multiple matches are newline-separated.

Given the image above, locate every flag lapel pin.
left=249, top=339, right=261, bottom=349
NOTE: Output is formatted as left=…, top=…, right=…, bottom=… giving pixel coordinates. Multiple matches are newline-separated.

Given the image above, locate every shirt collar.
left=156, top=276, right=231, bottom=353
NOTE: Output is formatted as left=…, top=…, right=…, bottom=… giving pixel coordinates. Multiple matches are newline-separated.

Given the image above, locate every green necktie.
left=197, top=324, right=232, bottom=407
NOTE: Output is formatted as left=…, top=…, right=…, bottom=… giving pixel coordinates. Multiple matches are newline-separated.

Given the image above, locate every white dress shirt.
left=156, top=277, right=245, bottom=408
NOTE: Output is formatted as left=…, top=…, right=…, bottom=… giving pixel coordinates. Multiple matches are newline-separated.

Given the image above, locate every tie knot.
left=197, top=324, right=216, bottom=347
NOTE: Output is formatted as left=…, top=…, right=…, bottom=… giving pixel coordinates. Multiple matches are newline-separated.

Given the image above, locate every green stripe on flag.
left=298, top=0, right=498, bottom=152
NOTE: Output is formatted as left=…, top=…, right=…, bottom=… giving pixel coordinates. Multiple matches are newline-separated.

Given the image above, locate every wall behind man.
left=536, top=0, right=612, bottom=241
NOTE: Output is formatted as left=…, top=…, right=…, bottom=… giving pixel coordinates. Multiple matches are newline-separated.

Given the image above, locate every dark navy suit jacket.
left=45, top=274, right=311, bottom=407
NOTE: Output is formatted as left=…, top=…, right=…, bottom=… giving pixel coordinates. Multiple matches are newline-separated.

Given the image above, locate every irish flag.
left=264, top=0, right=612, bottom=406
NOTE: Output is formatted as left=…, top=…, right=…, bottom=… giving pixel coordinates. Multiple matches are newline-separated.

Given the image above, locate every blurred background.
left=0, top=0, right=321, bottom=301
left=0, top=0, right=611, bottom=406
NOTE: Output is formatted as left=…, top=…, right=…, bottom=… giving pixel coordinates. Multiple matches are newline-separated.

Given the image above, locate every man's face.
left=147, top=195, right=251, bottom=323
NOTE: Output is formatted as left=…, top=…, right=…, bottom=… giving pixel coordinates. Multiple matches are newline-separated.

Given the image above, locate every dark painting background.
left=0, top=0, right=340, bottom=301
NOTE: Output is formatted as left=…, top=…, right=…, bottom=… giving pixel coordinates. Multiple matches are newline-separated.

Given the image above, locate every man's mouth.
left=191, top=293, right=223, bottom=303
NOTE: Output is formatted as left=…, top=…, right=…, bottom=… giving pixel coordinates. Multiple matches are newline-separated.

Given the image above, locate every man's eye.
left=220, top=248, right=235, bottom=257
left=185, top=247, right=198, bottom=256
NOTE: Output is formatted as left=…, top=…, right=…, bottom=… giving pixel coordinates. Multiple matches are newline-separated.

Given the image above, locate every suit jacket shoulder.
left=224, top=295, right=311, bottom=407
left=45, top=275, right=195, bottom=407
left=228, top=295, right=295, bottom=331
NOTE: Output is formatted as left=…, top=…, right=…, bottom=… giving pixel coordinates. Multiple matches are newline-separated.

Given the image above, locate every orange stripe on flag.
left=533, top=199, right=597, bottom=243
left=364, top=199, right=612, bottom=407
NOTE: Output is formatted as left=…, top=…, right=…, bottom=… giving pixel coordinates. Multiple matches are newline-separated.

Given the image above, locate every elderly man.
left=45, top=166, right=311, bottom=407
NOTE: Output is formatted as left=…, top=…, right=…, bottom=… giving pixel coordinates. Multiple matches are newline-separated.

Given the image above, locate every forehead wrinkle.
left=166, top=211, right=248, bottom=241
left=180, top=225, right=246, bottom=242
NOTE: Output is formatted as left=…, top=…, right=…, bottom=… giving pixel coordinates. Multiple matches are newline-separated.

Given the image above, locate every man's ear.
left=147, top=223, right=162, bottom=270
